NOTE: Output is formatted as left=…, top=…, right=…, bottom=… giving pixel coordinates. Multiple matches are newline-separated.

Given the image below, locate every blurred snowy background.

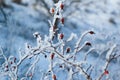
left=0, top=0, right=120, bottom=80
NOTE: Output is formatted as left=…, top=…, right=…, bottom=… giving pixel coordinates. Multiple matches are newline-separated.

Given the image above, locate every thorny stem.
left=50, top=0, right=64, bottom=40
left=84, top=48, right=95, bottom=61
left=75, top=31, right=91, bottom=48
left=52, top=46, right=92, bottom=80
left=97, top=60, right=110, bottom=80
left=26, top=55, right=40, bottom=76
left=72, top=31, right=94, bottom=61
left=97, top=44, right=117, bottom=80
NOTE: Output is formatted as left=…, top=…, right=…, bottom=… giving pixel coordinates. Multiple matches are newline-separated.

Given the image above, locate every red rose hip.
left=59, top=33, right=64, bottom=39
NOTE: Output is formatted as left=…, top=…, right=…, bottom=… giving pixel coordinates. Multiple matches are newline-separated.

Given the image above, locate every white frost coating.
left=33, top=32, right=39, bottom=37
left=52, top=41, right=63, bottom=48
left=55, top=14, right=62, bottom=19
left=49, top=26, right=54, bottom=40
left=67, top=33, right=77, bottom=42
left=68, top=68, right=73, bottom=80
left=84, top=48, right=95, bottom=61
left=25, top=43, right=31, bottom=51
left=20, top=77, right=27, bottom=80
left=106, top=44, right=117, bottom=60
left=75, top=31, right=89, bottom=48
left=48, top=20, right=53, bottom=28
left=33, top=32, right=42, bottom=47
left=37, top=36, right=42, bottom=47
left=8, top=56, right=14, bottom=61
left=26, top=56, right=40, bottom=76
left=44, top=35, right=49, bottom=42
left=48, top=20, right=55, bottom=40
left=54, top=0, right=62, bottom=7
left=65, top=54, right=72, bottom=59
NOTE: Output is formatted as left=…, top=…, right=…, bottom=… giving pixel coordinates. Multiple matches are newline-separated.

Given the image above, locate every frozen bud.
left=60, top=17, right=64, bottom=24
left=50, top=53, right=55, bottom=60
left=66, top=47, right=70, bottom=53
left=59, top=33, right=64, bottom=39
left=87, top=75, right=90, bottom=79
left=10, top=61, right=13, bottom=64
left=4, top=65, right=9, bottom=71
left=50, top=8, right=55, bottom=14
left=12, top=66, right=16, bottom=71
left=5, top=68, right=9, bottom=72
left=89, top=31, right=95, bottom=34
left=45, top=55, right=47, bottom=58
left=25, top=43, right=31, bottom=49
left=59, top=65, right=63, bottom=68
left=52, top=74, right=57, bottom=80
left=27, top=45, right=30, bottom=49
left=5, top=65, right=8, bottom=68
left=60, top=3, right=64, bottom=9
left=67, top=67, right=70, bottom=72
left=13, top=66, right=16, bottom=69
left=104, top=70, right=109, bottom=75
left=14, top=57, right=16, bottom=62
left=85, top=42, right=92, bottom=46
left=33, top=32, right=40, bottom=38
left=48, top=70, right=51, bottom=72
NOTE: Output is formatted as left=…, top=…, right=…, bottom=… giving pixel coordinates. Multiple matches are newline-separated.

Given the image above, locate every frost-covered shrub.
left=0, top=0, right=120, bottom=80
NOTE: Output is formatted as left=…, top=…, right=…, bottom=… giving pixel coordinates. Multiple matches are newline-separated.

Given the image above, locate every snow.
left=0, top=0, right=120, bottom=80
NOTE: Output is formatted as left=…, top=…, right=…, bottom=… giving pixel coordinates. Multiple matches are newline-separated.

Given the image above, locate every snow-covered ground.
left=0, top=0, right=120, bottom=80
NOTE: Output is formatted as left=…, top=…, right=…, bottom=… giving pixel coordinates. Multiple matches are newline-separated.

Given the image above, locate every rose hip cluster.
left=2, top=56, right=17, bottom=72
left=50, top=2, right=64, bottom=25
